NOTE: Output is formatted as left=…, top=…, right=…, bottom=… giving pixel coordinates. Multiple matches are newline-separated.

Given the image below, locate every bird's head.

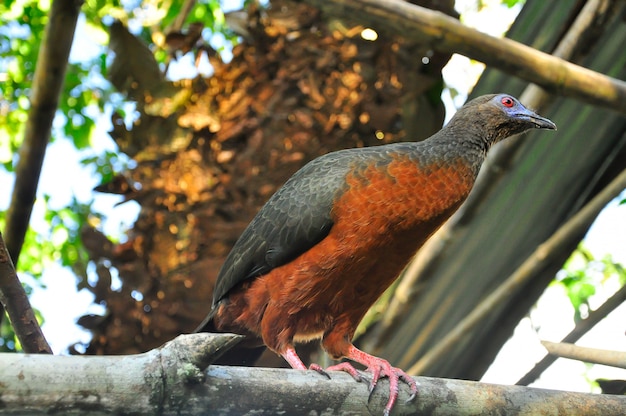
left=490, top=93, right=556, bottom=130
left=448, top=93, right=557, bottom=147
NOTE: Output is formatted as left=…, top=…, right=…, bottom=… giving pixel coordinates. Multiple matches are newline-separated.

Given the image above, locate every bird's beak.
left=529, top=114, right=557, bottom=130
left=514, top=110, right=557, bottom=130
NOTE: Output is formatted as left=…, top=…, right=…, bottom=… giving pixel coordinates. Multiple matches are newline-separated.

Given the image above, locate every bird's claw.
left=364, top=362, right=417, bottom=416
left=400, top=372, right=418, bottom=402
left=309, top=363, right=331, bottom=380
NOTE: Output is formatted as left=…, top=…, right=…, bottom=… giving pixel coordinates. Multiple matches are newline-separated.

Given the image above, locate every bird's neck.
left=426, top=122, right=492, bottom=175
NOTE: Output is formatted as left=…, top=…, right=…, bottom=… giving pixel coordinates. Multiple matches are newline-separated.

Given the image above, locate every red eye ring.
left=501, top=96, right=515, bottom=107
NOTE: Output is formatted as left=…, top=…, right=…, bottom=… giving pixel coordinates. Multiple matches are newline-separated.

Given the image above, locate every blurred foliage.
left=0, top=0, right=238, bottom=252
left=0, top=1, right=46, bottom=169
left=1, top=0, right=237, bottom=168
left=81, top=150, right=132, bottom=188
left=479, top=0, right=525, bottom=10
left=41, top=195, right=98, bottom=282
left=501, top=0, right=525, bottom=8
left=0, top=312, right=19, bottom=352
left=0, top=0, right=237, bottom=348
left=0, top=197, right=97, bottom=282
left=556, top=246, right=626, bottom=322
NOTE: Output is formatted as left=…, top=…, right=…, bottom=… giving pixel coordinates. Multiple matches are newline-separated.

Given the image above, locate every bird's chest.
left=330, top=157, right=476, bottom=243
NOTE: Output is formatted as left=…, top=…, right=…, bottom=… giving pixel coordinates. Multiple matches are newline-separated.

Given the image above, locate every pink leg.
left=281, top=347, right=308, bottom=370
left=281, top=347, right=334, bottom=380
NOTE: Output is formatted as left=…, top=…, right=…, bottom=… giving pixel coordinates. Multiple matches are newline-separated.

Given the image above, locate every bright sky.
left=1, top=0, right=624, bottom=393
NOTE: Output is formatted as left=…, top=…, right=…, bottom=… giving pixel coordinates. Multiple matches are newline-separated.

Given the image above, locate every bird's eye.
left=501, top=96, right=515, bottom=107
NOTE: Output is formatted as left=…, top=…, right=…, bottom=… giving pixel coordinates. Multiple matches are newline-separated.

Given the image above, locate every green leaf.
left=0, top=312, right=19, bottom=352
left=501, top=0, right=526, bottom=8
left=558, top=246, right=625, bottom=322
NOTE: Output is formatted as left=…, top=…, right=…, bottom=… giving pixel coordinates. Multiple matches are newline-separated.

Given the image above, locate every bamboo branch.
left=1, top=333, right=625, bottom=415
left=517, top=283, right=626, bottom=385
left=406, top=167, right=626, bottom=376
left=4, top=0, right=82, bottom=264
left=297, top=0, right=626, bottom=114
left=541, top=341, right=626, bottom=369
left=0, top=232, right=51, bottom=354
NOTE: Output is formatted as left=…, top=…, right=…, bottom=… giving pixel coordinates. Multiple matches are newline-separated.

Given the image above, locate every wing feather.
left=211, top=150, right=357, bottom=305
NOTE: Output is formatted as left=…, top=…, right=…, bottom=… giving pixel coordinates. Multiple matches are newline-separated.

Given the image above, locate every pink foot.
left=361, top=359, right=417, bottom=415
left=341, top=345, right=417, bottom=416
left=281, top=345, right=417, bottom=415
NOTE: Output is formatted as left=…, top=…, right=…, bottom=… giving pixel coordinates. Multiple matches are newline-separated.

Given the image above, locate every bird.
left=197, top=93, right=556, bottom=415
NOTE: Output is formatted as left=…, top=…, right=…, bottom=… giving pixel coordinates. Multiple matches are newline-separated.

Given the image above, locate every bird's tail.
left=194, top=308, right=219, bottom=333
left=194, top=310, right=266, bottom=367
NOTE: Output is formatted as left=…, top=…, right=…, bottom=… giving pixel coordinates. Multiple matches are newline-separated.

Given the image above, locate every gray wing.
left=211, top=149, right=359, bottom=306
